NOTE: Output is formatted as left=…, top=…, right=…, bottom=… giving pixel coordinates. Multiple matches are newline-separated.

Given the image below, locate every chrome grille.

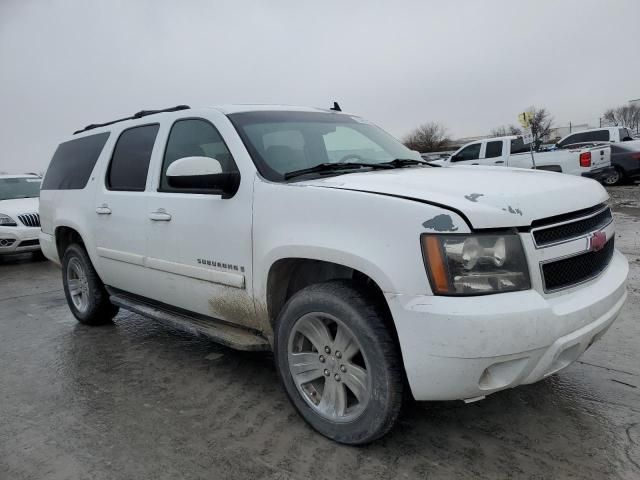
left=17, top=213, right=40, bottom=227
left=532, top=205, right=612, bottom=247
left=541, top=238, right=615, bottom=292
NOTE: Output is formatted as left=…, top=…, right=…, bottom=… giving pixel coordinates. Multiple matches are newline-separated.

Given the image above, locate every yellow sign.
left=518, top=111, right=533, bottom=128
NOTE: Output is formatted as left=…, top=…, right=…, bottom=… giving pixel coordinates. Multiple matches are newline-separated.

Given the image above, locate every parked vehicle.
left=0, top=174, right=42, bottom=256
left=556, top=127, right=640, bottom=185
left=557, top=126, right=638, bottom=147
left=420, top=151, right=456, bottom=162
left=433, top=135, right=613, bottom=180
left=39, top=105, right=628, bottom=444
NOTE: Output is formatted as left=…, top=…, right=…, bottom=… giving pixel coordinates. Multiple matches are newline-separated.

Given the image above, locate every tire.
left=274, top=280, right=404, bottom=444
left=61, top=243, right=118, bottom=325
left=602, top=167, right=624, bottom=186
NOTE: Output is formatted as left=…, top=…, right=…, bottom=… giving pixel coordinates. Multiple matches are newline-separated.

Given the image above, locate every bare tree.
left=403, top=122, right=451, bottom=152
left=528, top=107, right=554, bottom=148
left=490, top=124, right=522, bottom=137
left=603, top=104, right=640, bottom=130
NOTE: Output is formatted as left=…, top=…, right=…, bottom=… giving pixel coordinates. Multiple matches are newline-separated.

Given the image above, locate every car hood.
left=0, top=197, right=40, bottom=217
left=297, top=166, right=608, bottom=229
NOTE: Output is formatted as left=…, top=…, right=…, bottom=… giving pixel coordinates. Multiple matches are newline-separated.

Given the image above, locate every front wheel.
left=62, top=243, right=118, bottom=325
left=274, top=281, right=403, bottom=444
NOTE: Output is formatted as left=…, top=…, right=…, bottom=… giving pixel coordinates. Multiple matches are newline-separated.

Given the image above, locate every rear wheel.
left=275, top=281, right=403, bottom=444
left=602, top=167, right=624, bottom=186
left=62, top=243, right=118, bottom=325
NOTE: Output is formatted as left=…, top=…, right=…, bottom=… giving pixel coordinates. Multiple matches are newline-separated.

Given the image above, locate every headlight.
left=0, top=214, right=17, bottom=226
left=421, top=233, right=530, bottom=295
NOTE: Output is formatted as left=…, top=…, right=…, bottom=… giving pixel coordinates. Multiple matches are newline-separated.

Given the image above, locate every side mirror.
left=166, top=156, right=240, bottom=198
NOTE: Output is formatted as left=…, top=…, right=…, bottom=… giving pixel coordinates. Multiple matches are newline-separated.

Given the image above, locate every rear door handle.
left=494, top=160, right=504, bottom=164
left=149, top=210, right=172, bottom=221
left=96, top=205, right=112, bottom=215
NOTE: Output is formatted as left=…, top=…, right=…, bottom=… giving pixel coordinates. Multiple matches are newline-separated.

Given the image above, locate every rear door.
left=94, top=124, right=160, bottom=298
left=480, top=140, right=507, bottom=166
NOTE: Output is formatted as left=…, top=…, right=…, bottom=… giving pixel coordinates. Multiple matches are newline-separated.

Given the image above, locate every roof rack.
left=73, top=105, right=190, bottom=135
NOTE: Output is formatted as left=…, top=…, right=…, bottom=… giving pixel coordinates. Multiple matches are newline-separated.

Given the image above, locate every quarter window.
left=107, top=124, right=159, bottom=191
left=42, top=132, right=110, bottom=190
left=485, top=141, right=503, bottom=158
left=160, top=118, right=238, bottom=192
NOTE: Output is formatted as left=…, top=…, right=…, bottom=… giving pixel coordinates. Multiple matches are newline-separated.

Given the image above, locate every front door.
left=144, top=114, right=259, bottom=331
left=94, top=123, right=160, bottom=298
left=450, top=142, right=482, bottom=166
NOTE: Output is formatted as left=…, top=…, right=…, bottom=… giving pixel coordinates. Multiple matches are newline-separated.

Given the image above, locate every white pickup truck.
left=434, top=135, right=613, bottom=180
left=39, top=105, right=628, bottom=444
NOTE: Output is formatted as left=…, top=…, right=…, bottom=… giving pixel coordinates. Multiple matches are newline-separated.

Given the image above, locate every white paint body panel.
left=0, top=197, right=41, bottom=254
left=39, top=105, right=629, bottom=401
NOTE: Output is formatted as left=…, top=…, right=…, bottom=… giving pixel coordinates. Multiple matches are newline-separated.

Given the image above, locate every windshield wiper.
left=378, top=158, right=439, bottom=168
left=284, top=162, right=393, bottom=180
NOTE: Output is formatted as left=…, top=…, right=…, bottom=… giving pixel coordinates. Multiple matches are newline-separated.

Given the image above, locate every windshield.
left=0, top=177, right=42, bottom=200
left=228, top=111, right=421, bottom=181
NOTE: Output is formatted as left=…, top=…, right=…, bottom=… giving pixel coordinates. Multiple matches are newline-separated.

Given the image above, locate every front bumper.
left=581, top=166, right=615, bottom=182
left=0, top=225, right=41, bottom=254
left=387, top=250, right=629, bottom=401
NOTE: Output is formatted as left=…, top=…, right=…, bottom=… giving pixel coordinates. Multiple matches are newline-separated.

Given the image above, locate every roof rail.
left=73, top=105, right=190, bottom=135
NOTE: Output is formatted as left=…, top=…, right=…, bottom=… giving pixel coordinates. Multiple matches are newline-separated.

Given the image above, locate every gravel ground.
left=0, top=185, right=638, bottom=480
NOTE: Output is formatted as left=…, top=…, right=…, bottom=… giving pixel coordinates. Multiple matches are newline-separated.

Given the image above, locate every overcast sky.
left=1, top=0, right=639, bottom=172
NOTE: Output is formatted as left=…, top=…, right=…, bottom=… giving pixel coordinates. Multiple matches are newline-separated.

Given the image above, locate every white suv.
left=0, top=174, right=42, bottom=255
left=39, top=105, right=629, bottom=444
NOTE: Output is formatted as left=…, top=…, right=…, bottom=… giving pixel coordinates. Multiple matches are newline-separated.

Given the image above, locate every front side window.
left=0, top=177, right=41, bottom=200
left=454, top=143, right=481, bottom=161
left=620, top=128, right=633, bottom=141
left=228, top=111, right=420, bottom=181
left=107, top=124, right=159, bottom=191
left=484, top=141, right=503, bottom=158
left=160, top=118, right=238, bottom=191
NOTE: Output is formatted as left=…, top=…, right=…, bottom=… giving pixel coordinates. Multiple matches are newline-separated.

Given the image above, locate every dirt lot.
left=1, top=186, right=639, bottom=480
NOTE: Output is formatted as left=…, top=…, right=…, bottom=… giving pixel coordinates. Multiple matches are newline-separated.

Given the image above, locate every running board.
left=109, top=293, right=270, bottom=351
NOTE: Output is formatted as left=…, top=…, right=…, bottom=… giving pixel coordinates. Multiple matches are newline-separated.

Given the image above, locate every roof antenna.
left=330, top=101, right=341, bottom=112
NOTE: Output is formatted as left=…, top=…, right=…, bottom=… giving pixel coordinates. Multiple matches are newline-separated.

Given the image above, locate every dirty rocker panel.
left=106, top=287, right=269, bottom=351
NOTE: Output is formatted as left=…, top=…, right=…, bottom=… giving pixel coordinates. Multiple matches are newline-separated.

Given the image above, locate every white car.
left=0, top=174, right=42, bottom=255
left=435, top=135, right=613, bottom=180
left=39, top=105, right=628, bottom=444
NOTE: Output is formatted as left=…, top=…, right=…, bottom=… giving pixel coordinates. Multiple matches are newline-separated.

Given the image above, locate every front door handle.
left=494, top=160, right=505, bottom=164
left=149, top=209, right=172, bottom=221
left=96, top=205, right=112, bottom=215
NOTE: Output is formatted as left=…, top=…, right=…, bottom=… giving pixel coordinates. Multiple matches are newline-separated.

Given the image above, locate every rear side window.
left=485, top=141, right=503, bottom=158
left=107, top=124, right=159, bottom=191
left=582, top=130, right=609, bottom=142
left=42, top=132, right=110, bottom=190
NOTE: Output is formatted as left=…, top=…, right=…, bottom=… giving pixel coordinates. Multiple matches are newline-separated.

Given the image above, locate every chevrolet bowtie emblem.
left=588, top=231, right=607, bottom=252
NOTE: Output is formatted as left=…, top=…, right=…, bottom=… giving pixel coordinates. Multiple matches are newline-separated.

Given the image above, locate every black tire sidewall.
left=274, top=281, right=403, bottom=445
left=61, top=244, right=115, bottom=325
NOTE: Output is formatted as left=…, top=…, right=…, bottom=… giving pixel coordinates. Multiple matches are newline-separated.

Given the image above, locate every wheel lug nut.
left=324, top=369, right=330, bottom=376
left=335, top=351, right=342, bottom=359
left=340, top=365, right=346, bottom=373
left=324, top=346, right=331, bottom=354
left=319, top=355, right=325, bottom=363
left=334, top=374, right=341, bottom=382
